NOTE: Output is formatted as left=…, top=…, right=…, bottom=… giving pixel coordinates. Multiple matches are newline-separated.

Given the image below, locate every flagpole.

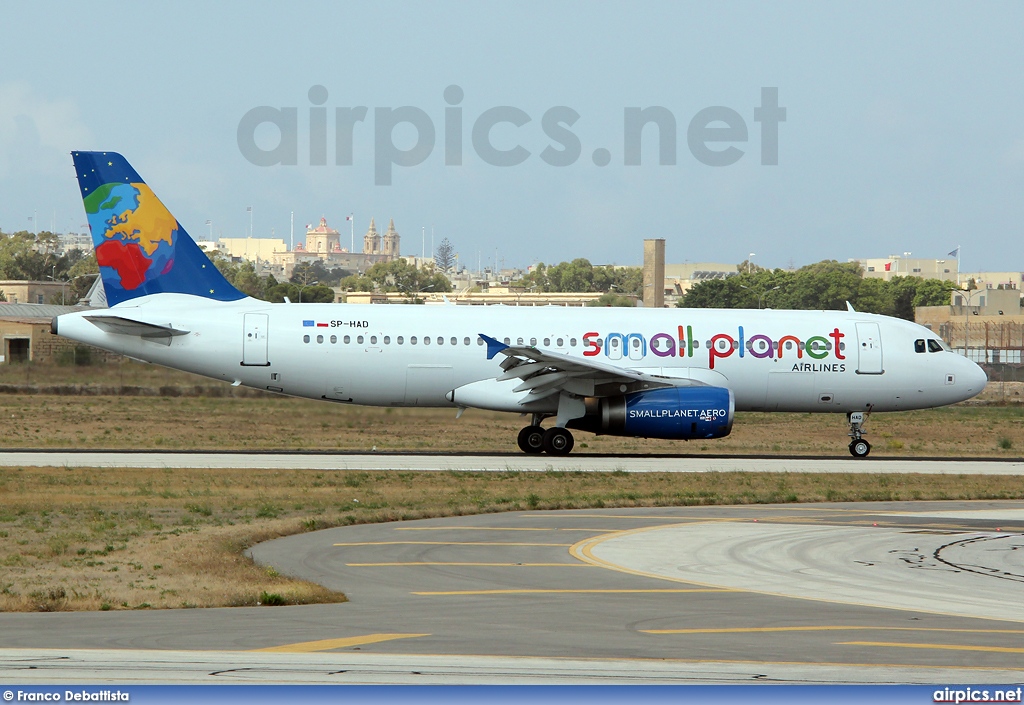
left=350, top=213, right=354, bottom=253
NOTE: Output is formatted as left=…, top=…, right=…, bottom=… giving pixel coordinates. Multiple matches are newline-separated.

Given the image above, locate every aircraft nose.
left=959, top=358, right=988, bottom=398
left=968, top=360, right=988, bottom=391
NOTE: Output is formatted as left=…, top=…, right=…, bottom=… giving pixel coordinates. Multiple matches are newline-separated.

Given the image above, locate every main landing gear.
left=847, top=410, right=871, bottom=458
left=517, top=416, right=574, bottom=455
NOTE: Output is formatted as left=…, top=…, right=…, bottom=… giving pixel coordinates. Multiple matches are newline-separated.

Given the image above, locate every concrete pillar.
left=643, top=239, right=665, bottom=308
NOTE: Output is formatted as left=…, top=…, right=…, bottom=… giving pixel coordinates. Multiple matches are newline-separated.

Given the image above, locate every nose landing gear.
left=847, top=409, right=872, bottom=458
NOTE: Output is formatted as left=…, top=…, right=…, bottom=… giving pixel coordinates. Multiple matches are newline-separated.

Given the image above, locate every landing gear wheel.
left=849, top=439, right=871, bottom=458
left=517, top=425, right=546, bottom=454
left=542, top=427, right=574, bottom=455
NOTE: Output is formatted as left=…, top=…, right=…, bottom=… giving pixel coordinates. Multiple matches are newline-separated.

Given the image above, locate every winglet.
left=479, top=333, right=508, bottom=360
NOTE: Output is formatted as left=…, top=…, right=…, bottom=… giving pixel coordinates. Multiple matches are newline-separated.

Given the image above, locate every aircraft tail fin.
left=72, top=151, right=245, bottom=306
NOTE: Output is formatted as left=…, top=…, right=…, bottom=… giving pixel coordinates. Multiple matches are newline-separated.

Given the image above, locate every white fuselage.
left=54, top=294, right=987, bottom=415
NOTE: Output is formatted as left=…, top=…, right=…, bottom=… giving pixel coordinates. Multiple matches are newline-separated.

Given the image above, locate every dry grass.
left=0, top=393, right=1022, bottom=456
left=1, top=359, right=1021, bottom=455
left=1, top=361, right=1023, bottom=613
left=2, top=466, right=1024, bottom=613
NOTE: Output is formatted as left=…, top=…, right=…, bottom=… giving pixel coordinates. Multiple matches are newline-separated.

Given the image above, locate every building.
left=342, top=287, right=630, bottom=307
left=854, top=256, right=959, bottom=282
left=0, top=303, right=116, bottom=365
left=643, top=239, right=665, bottom=308
left=215, top=237, right=288, bottom=262
left=959, top=271, right=1023, bottom=292
left=270, top=217, right=402, bottom=279
left=0, top=280, right=71, bottom=305
left=917, top=289, right=1024, bottom=364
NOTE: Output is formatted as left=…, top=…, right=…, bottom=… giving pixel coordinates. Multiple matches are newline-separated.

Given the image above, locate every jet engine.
left=567, top=386, right=734, bottom=440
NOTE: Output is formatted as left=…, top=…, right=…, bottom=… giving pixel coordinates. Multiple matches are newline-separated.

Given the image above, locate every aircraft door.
left=855, top=322, right=883, bottom=374
left=242, top=313, right=269, bottom=366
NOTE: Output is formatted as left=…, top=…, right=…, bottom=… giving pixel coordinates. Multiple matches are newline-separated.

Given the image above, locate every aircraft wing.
left=84, top=315, right=190, bottom=345
left=479, top=333, right=705, bottom=404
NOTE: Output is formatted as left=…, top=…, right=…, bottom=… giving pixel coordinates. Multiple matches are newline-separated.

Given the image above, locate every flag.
left=346, top=215, right=353, bottom=221
left=884, top=262, right=891, bottom=271
left=948, top=247, right=960, bottom=257
left=246, top=206, right=252, bottom=212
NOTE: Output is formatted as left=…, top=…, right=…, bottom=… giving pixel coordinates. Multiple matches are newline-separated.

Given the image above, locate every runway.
left=2, top=500, right=1023, bottom=684
left=1, top=451, right=1023, bottom=474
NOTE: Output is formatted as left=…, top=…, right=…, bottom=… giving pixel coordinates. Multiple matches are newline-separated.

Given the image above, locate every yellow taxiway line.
left=333, top=541, right=572, bottom=546
left=412, top=588, right=732, bottom=596
left=394, top=526, right=619, bottom=532
left=841, top=641, right=1024, bottom=654
left=347, top=562, right=595, bottom=567
left=644, top=626, right=1024, bottom=635
left=252, top=633, right=430, bottom=653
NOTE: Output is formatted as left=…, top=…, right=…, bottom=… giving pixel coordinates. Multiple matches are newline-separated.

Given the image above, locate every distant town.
left=0, top=222, right=1021, bottom=368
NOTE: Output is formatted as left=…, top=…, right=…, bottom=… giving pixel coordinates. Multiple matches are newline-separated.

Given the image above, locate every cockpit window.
left=914, top=339, right=926, bottom=353
left=927, top=339, right=947, bottom=353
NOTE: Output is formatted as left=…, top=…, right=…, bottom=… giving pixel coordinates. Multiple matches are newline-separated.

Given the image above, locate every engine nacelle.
left=567, top=386, right=734, bottom=440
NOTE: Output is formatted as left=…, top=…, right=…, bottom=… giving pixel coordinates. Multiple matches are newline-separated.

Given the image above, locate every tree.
left=434, top=238, right=456, bottom=273
left=678, top=259, right=955, bottom=321
left=586, top=292, right=636, bottom=307
left=264, top=281, right=334, bottom=303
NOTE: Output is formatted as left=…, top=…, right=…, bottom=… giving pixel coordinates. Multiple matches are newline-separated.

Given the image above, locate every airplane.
left=52, top=152, right=988, bottom=458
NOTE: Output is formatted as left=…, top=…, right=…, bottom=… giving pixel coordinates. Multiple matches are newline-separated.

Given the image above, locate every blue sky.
left=2, top=1, right=1022, bottom=272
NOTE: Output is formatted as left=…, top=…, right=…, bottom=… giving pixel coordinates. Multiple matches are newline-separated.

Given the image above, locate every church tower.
left=305, top=217, right=340, bottom=254
left=382, top=218, right=401, bottom=257
left=363, top=218, right=381, bottom=254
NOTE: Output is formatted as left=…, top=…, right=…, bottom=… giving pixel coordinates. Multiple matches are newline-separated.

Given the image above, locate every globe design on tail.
left=83, top=182, right=177, bottom=293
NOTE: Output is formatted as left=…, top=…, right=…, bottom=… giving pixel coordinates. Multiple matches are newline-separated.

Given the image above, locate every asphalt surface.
left=2, top=500, right=1023, bottom=684
left=1, top=451, right=1023, bottom=473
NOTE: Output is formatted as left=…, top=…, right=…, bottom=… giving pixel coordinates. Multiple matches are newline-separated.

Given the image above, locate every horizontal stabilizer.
left=84, top=315, right=190, bottom=345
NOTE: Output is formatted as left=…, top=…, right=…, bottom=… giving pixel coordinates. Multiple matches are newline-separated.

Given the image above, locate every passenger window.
left=424, top=336, right=431, bottom=345
left=357, top=335, right=364, bottom=344
left=411, top=336, right=418, bottom=344
left=370, top=335, right=378, bottom=344
left=344, top=335, right=350, bottom=344
left=383, top=336, right=390, bottom=344
left=503, top=337, right=510, bottom=345
left=570, top=338, right=577, bottom=347
left=438, top=337, right=444, bottom=345
left=915, top=339, right=926, bottom=353
left=517, top=337, right=524, bottom=345
left=397, top=336, right=404, bottom=344
left=451, top=337, right=457, bottom=346
left=303, top=335, right=310, bottom=344
left=928, top=339, right=944, bottom=353
left=464, top=337, right=470, bottom=346
left=316, top=335, right=324, bottom=344
left=556, top=337, right=564, bottom=347
left=544, top=338, right=551, bottom=346
left=330, top=335, right=337, bottom=344
left=530, top=337, right=537, bottom=346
